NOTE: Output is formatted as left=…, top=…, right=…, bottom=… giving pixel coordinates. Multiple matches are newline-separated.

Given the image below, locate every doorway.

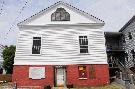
left=54, top=66, right=66, bottom=87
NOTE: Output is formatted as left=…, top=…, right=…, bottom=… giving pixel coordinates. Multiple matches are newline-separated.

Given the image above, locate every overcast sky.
left=0, top=0, right=135, bottom=45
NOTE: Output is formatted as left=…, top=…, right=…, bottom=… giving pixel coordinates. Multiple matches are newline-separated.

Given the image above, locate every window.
left=79, top=36, right=88, bottom=53
left=131, top=49, right=134, bottom=54
left=128, top=32, right=132, bottom=39
left=78, top=66, right=87, bottom=79
left=124, top=52, right=128, bottom=61
left=32, top=37, right=41, bottom=54
left=122, top=35, right=125, bottom=43
left=131, top=49, right=135, bottom=59
left=89, top=65, right=95, bottom=79
left=51, top=8, right=70, bottom=21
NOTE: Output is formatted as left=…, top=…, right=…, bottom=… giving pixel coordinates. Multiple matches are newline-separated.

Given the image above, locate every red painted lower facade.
left=12, top=64, right=109, bottom=88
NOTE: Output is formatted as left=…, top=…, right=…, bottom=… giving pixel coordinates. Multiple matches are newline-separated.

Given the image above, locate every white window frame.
left=78, top=35, right=89, bottom=54
left=78, top=65, right=88, bottom=79
left=31, top=35, right=42, bottom=55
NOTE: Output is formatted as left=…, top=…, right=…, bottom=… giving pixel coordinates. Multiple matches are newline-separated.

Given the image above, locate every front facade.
left=12, top=1, right=109, bottom=88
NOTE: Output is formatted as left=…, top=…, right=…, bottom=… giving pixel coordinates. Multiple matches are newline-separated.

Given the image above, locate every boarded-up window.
left=32, top=37, right=41, bottom=54
left=79, top=36, right=88, bottom=53
left=51, top=8, right=70, bottom=21
left=89, top=65, right=95, bottom=79
left=29, top=67, right=45, bottom=79
left=78, top=66, right=87, bottom=78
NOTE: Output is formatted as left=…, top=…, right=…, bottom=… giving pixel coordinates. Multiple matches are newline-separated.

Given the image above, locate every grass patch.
left=0, top=82, right=13, bottom=89
left=71, top=83, right=123, bottom=89
left=0, top=82, right=124, bottom=89
left=93, top=84, right=122, bottom=89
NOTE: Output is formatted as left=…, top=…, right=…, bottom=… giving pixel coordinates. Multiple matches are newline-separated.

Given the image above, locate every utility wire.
left=0, top=1, right=5, bottom=15
left=9, top=0, right=30, bottom=32
left=4, top=0, right=31, bottom=40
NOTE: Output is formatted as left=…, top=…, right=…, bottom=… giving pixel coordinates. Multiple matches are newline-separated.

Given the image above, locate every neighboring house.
left=0, top=44, right=6, bottom=74
left=0, top=44, right=5, bottom=68
left=104, top=32, right=126, bottom=77
left=12, top=1, right=109, bottom=88
left=105, top=32, right=124, bottom=65
left=119, top=15, right=135, bottom=68
left=104, top=16, right=135, bottom=86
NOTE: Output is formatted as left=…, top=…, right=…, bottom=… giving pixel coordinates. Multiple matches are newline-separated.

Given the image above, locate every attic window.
left=51, top=8, right=70, bottom=21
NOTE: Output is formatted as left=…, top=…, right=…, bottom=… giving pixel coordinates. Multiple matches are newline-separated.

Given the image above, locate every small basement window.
left=32, top=37, right=41, bottom=54
left=79, top=36, right=88, bottom=53
left=78, top=66, right=87, bottom=79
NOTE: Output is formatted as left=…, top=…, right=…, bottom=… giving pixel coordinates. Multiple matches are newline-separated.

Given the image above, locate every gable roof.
left=18, top=1, right=104, bottom=26
left=119, top=15, right=135, bottom=32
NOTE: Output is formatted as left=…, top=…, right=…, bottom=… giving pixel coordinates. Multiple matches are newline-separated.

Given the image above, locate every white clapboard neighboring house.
left=119, top=15, right=135, bottom=68
left=12, top=1, right=109, bottom=88
left=0, top=45, right=5, bottom=67
left=0, top=44, right=5, bottom=74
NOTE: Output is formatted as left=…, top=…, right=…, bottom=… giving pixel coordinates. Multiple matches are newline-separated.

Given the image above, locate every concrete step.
left=53, top=87, right=67, bottom=89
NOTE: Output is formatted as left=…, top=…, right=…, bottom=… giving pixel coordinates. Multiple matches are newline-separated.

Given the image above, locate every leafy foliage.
left=2, top=45, right=16, bottom=74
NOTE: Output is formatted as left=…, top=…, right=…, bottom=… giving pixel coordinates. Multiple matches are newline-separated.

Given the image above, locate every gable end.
left=17, top=1, right=104, bottom=26
left=119, top=15, right=135, bottom=32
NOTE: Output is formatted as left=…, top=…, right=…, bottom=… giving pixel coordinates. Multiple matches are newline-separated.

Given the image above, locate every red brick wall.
left=12, top=64, right=109, bottom=88
left=12, top=65, right=54, bottom=88
left=66, top=64, right=109, bottom=87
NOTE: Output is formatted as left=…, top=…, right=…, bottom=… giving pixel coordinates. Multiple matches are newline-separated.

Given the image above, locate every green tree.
left=2, top=45, right=16, bottom=74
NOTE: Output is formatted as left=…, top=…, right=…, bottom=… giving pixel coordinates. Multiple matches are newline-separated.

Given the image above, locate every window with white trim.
left=32, top=37, right=41, bottom=54
left=79, top=36, right=88, bottom=53
left=78, top=66, right=87, bottom=79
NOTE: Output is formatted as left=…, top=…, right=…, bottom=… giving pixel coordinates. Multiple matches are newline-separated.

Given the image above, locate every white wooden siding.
left=14, top=26, right=107, bottom=65
left=15, top=1, right=106, bottom=65
left=0, top=45, right=5, bottom=66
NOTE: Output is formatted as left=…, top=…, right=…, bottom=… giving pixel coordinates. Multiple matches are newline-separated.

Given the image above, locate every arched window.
left=51, top=8, right=70, bottom=21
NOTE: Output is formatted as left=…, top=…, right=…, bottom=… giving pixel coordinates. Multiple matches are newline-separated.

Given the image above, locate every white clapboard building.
left=12, top=1, right=109, bottom=88
left=0, top=45, right=4, bottom=67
